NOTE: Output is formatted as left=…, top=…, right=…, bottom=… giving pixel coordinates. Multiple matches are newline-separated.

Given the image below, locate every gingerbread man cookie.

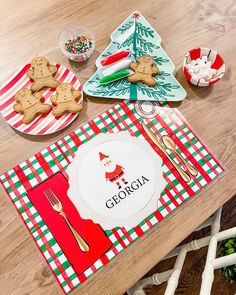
left=51, top=83, right=82, bottom=117
left=13, top=88, right=51, bottom=124
left=128, top=55, right=159, bottom=87
left=27, top=57, right=59, bottom=92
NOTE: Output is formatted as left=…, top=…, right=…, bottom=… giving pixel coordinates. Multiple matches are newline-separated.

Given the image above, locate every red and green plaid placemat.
left=0, top=101, right=224, bottom=294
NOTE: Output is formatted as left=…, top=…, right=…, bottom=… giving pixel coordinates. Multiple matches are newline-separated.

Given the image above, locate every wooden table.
left=0, top=0, right=235, bottom=294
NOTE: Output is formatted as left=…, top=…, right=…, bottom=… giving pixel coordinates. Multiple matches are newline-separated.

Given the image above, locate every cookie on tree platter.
left=128, top=55, right=159, bottom=87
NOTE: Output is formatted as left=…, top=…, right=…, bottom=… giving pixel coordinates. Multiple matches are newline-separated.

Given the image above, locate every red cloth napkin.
left=27, top=172, right=112, bottom=275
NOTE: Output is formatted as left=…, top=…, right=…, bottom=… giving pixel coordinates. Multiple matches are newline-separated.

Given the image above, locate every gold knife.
left=162, top=135, right=198, bottom=177
left=142, top=122, right=191, bottom=183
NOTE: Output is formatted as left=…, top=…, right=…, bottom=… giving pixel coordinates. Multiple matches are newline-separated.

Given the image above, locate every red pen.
left=100, top=51, right=132, bottom=66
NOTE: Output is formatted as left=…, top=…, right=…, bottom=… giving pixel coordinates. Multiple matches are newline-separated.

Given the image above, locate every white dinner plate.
left=67, top=132, right=166, bottom=229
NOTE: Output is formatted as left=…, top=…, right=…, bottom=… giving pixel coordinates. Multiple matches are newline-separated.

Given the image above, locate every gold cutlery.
left=141, top=122, right=191, bottom=183
left=162, top=135, right=198, bottom=177
left=44, top=188, right=89, bottom=252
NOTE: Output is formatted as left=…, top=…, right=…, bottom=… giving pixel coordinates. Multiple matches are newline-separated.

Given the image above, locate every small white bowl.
left=59, top=26, right=95, bottom=62
left=183, top=47, right=225, bottom=87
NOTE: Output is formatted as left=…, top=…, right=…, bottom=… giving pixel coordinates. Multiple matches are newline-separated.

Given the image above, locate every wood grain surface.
left=0, top=0, right=235, bottom=294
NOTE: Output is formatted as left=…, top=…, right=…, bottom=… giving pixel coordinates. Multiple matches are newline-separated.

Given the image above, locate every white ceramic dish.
left=67, top=132, right=166, bottom=230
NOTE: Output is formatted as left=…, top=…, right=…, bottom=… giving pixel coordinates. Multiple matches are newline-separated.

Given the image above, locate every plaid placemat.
left=0, top=101, right=224, bottom=294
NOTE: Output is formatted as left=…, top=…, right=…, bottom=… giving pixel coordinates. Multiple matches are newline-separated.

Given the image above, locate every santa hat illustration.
left=99, top=152, right=109, bottom=162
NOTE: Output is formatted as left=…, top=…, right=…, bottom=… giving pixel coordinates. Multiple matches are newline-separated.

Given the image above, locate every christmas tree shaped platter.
left=83, top=11, right=187, bottom=102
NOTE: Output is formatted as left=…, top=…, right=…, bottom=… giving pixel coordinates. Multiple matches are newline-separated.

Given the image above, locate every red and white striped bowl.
left=183, top=47, right=225, bottom=87
left=0, top=64, right=83, bottom=135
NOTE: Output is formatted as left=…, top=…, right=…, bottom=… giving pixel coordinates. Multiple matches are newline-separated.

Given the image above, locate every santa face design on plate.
left=99, top=152, right=128, bottom=189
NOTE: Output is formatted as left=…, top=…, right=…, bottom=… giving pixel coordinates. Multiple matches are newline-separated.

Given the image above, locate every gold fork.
left=44, top=188, right=89, bottom=252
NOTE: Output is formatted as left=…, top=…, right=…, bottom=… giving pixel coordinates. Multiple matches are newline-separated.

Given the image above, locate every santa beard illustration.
left=99, top=152, right=128, bottom=189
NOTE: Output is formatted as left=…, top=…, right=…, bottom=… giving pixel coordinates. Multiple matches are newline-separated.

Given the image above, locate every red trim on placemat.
left=113, top=107, right=134, bottom=135
left=54, top=142, right=71, bottom=165
left=69, top=131, right=83, bottom=147
left=143, top=217, right=153, bottom=229
left=112, top=229, right=126, bottom=249
left=98, top=114, right=113, bottom=132
left=133, top=225, right=144, bottom=237
left=77, top=273, right=87, bottom=284
left=159, top=198, right=172, bottom=213
left=163, top=187, right=181, bottom=208
left=100, top=253, right=110, bottom=265
left=25, top=159, right=43, bottom=184
left=13, top=165, right=33, bottom=192
left=121, top=227, right=133, bottom=243
left=61, top=138, right=75, bottom=159
left=90, top=264, right=97, bottom=272
left=106, top=110, right=123, bottom=132
left=35, top=153, right=54, bottom=177
left=118, top=103, right=170, bottom=238
left=47, top=146, right=66, bottom=173
left=153, top=210, right=164, bottom=222
left=80, top=126, right=92, bottom=141
left=111, top=246, right=119, bottom=255
left=88, top=120, right=101, bottom=134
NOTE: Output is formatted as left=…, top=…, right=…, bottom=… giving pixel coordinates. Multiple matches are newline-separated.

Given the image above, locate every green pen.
left=99, top=69, right=133, bottom=84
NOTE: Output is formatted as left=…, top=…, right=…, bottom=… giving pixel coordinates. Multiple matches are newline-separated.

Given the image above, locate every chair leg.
left=200, top=226, right=236, bottom=295
left=164, top=248, right=187, bottom=295
left=127, top=208, right=236, bottom=295
left=127, top=270, right=173, bottom=295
